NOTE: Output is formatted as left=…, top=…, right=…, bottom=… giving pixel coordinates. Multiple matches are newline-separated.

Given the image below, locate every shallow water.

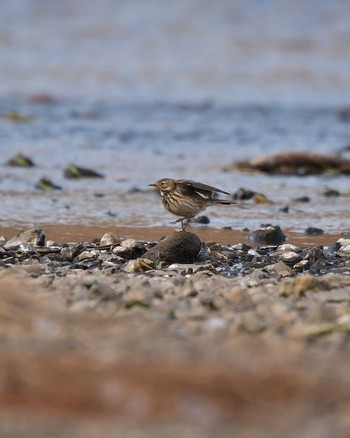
left=1, top=100, right=350, bottom=234
left=1, top=0, right=350, bottom=235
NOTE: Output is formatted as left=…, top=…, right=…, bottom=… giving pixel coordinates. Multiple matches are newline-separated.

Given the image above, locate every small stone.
left=277, top=251, right=302, bottom=264
left=4, top=228, right=45, bottom=250
left=6, top=153, right=35, bottom=167
left=305, top=227, right=324, bottom=235
left=293, top=260, right=309, bottom=272
left=75, top=250, right=99, bottom=262
left=264, top=261, right=294, bottom=277
left=64, top=164, right=104, bottom=179
left=35, top=177, right=62, bottom=191
left=248, top=225, right=286, bottom=245
left=0, top=236, right=7, bottom=247
left=60, top=243, right=85, bottom=261
left=277, top=244, right=302, bottom=253
left=303, top=247, right=324, bottom=264
left=100, top=232, right=121, bottom=246
left=293, top=196, right=310, bottom=203
left=323, top=187, right=340, bottom=197
left=112, top=239, right=146, bottom=259
left=124, top=258, right=155, bottom=273
left=192, top=215, right=210, bottom=224
left=46, top=240, right=61, bottom=248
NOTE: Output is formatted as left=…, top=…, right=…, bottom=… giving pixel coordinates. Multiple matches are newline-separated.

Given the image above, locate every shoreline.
left=0, top=223, right=344, bottom=247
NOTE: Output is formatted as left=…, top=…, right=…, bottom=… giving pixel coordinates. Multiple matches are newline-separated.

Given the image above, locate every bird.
left=149, top=178, right=235, bottom=229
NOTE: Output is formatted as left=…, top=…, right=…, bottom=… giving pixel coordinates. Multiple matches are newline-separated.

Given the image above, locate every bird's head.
left=149, top=178, right=176, bottom=192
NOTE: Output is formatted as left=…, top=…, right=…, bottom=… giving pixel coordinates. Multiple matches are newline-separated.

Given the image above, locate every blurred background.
left=1, top=0, right=350, bottom=231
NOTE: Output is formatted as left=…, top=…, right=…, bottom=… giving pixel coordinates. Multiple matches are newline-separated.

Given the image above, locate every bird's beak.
left=149, top=183, right=156, bottom=187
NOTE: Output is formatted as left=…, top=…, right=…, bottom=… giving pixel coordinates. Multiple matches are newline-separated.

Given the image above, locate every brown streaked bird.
left=149, top=178, right=235, bottom=229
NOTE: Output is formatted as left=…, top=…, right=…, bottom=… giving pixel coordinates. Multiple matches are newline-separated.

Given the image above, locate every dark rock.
left=233, top=187, right=269, bottom=204
left=305, top=227, right=324, bottom=235
left=142, top=231, right=202, bottom=264
left=6, top=153, right=35, bottom=167
left=293, top=196, right=310, bottom=203
left=248, top=225, right=286, bottom=245
left=309, top=259, right=329, bottom=275
left=279, top=206, right=289, bottom=213
left=192, top=215, right=210, bottom=224
left=323, top=187, right=340, bottom=197
left=64, top=164, right=104, bottom=179
left=4, top=228, right=45, bottom=250
left=35, top=177, right=62, bottom=191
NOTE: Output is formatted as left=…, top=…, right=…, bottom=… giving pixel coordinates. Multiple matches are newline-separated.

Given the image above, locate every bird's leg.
left=181, top=219, right=191, bottom=230
left=170, top=217, right=191, bottom=230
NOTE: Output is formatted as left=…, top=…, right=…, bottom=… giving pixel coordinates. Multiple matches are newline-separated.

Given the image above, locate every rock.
left=64, top=164, right=104, bottom=179
left=75, top=250, right=99, bottom=262
left=264, top=262, right=294, bottom=277
left=323, top=187, right=340, bottom=197
left=293, top=196, right=310, bottom=203
left=6, top=153, right=35, bottom=167
left=0, top=236, right=7, bottom=247
left=124, top=258, right=155, bottom=273
left=302, top=247, right=324, bottom=264
left=278, top=206, right=289, bottom=213
left=100, top=232, right=121, bottom=246
left=305, top=227, right=324, bottom=236
left=4, top=228, right=45, bottom=250
left=336, top=238, right=350, bottom=257
left=277, top=244, right=302, bottom=253
left=192, top=215, right=210, bottom=224
left=233, top=188, right=270, bottom=204
left=293, top=260, right=309, bottom=272
left=276, top=251, right=302, bottom=264
left=60, top=243, right=85, bottom=261
left=112, top=239, right=146, bottom=259
left=35, top=177, right=62, bottom=191
left=46, top=240, right=62, bottom=249
left=248, top=225, right=286, bottom=245
left=142, top=231, right=202, bottom=264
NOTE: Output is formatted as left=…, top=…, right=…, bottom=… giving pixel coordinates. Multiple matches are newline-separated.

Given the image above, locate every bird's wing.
left=176, top=179, right=230, bottom=195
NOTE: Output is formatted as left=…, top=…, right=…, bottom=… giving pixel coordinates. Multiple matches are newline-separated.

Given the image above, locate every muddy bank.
left=1, top=226, right=350, bottom=436
left=0, top=224, right=345, bottom=247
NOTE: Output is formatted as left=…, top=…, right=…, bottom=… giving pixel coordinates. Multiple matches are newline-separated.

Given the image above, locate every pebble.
left=4, top=228, right=45, bottom=250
